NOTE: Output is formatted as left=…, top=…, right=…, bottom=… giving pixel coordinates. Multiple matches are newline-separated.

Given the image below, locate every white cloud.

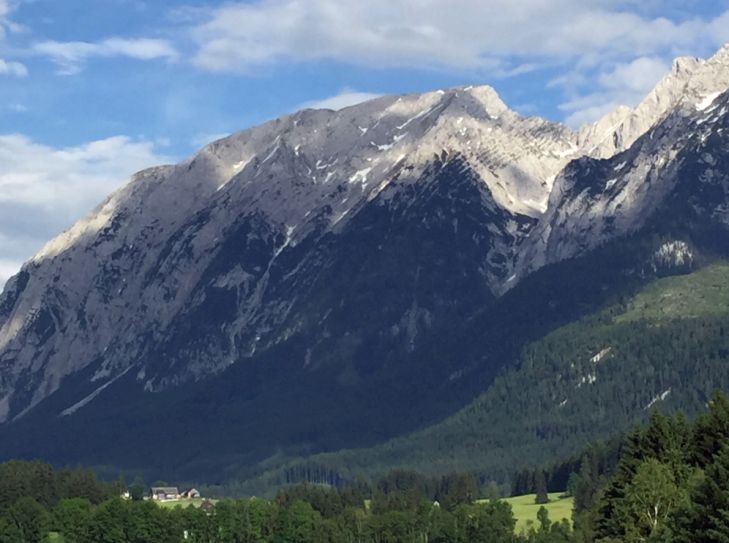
left=0, top=259, right=22, bottom=290
left=0, top=57, right=26, bottom=76
left=187, top=0, right=729, bottom=128
left=0, top=134, right=172, bottom=288
left=559, top=56, right=671, bottom=126
left=0, top=0, right=24, bottom=39
left=0, top=2, right=27, bottom=77
left=34, top=37, right=179, bottom=74
left=562, top=99, right=625, bottom=128
left=597, top=57, right=670, bottom=93
left=191, top=1, right=729, bottom=74
left=190, top=132, right=232, bottom=148
left=299, top=90, right=383, bottom=111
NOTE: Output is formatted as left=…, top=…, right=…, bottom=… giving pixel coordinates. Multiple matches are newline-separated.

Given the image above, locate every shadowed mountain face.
left=0, top=155, right=540, bottom=480
left=0, top=85, right=576, bottom=425
left=2, top=46, right=729, bottom=485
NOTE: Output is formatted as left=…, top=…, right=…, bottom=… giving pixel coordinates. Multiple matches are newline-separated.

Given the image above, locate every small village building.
left=181, top=488, right=201, bottom=499
left=150, top=487, right=180, bottom=501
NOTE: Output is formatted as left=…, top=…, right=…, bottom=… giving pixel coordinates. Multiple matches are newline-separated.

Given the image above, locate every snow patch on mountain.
left=697, top=92, right=723, bottom=111
left=645, top=389, right=671, bottom=410
left=651, top=241, right=694, bottom=271
left=590, top=348, right=611, bottom=364
left=59, top=366, right=132, bottom=417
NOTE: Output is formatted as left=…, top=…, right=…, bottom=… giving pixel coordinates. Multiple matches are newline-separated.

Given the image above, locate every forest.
left=2, top=392, right=729, bottom=542
left=231, top=261, right=729, bottom=496
left=0, top=461, right=568, bottom=543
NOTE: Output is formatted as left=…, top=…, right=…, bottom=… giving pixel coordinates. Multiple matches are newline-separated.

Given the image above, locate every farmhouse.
left=181, top=488, right=201, bottom=499
left=150, top=487, right=180, bottom=501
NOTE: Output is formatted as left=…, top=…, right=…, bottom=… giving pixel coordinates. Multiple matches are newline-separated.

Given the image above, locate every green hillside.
left=617, top=261, right=729, bottom=322
left=226, top=261, right=729, bottom=495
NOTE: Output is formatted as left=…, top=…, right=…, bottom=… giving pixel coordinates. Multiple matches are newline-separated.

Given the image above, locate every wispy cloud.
left=0, top=0, right=25, bottom=76
left=0, top=0, right=14, bottom=36
left=34, top=37, right=179, bottom=74
left=190, top=0, right=729, bottom=74
left=0, top=134, right=172, bottom=287
left=0, top=57, right=26, bottom=76
left=299, top=89, right=383, bottom=111
left=185, top=0, right=729, bottom=128
left=190, top=132, right=231, bottom=148
left=558, top=56, right=672, bottom=126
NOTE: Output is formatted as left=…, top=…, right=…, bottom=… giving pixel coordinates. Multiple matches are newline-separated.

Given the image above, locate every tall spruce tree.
left=671, top=445, right=729, bottom=543
left=535, top=471, right=549, bottom=504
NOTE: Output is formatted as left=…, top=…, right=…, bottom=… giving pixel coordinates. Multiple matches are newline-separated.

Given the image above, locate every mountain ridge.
left=0, top=83, right=580, bottom=421
left=2, top=44, right=729, bottom=487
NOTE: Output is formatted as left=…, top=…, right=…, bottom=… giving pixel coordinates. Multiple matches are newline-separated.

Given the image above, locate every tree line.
left=4, top=391, right=729, bottom=541
left=0, top=461, right=570, bottom=542
left=570, top=391, right=729, bottom=541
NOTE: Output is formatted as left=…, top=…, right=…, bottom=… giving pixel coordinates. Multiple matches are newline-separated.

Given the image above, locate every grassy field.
left=616, top=261, right=729, bottom=323
left=497, top=493, right=574, bottom=533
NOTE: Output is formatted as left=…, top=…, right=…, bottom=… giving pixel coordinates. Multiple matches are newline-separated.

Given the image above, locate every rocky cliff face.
left=578, top=44, right=729, bottom=159
left=2, top=44, right=729, bottom=479
left=0, top=85, right=579, bottom=423
left=517, top=85, right=729, bottom=281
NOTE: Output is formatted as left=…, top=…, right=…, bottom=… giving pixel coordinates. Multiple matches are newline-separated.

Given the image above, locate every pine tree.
left=535, top=471, right=549, bottom=504
left=691, top=391, right=729, bottom=467
left=671, top=445, right=729, bottom=543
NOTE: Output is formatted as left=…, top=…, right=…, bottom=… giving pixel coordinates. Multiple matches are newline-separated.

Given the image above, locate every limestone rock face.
left=2, top=42, right=729, bottom=452
left=0, top=85, right=580, bottom=422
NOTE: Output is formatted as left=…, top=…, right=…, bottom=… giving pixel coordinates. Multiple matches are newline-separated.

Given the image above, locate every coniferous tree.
left=691, top=391, right=729, bottom=467
left=485, top=480, right=502, bottom=500
left=535, top=471, right=549, bottom=504
left=670, top=445, right=729, bottom=543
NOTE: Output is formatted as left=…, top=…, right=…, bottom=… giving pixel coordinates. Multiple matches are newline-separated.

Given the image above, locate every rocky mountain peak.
left=0, top=80, right=584, bottom=423
left=671, top=56, right=702, bottom=77
left=579, top=43, right=729, bottom=160
left=3, top=43, right=729, bottom=435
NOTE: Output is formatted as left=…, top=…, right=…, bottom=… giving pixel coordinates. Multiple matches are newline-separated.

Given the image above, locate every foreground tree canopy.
left=2, top=392, right=729, bottom=542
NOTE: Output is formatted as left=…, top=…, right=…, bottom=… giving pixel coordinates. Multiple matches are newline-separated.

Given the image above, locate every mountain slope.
left=0, top=85, right=578, bottom=424
left=517, top=85, right=729, bottom=281
left=2, top=45, right=729, bottom=485
left=234, top=259, right=729, bottom=495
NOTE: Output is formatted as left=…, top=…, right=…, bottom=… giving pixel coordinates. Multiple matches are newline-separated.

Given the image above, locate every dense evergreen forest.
left=2, top=393, right=729, bottom=542
left=232, top=262, right=729, bottom=495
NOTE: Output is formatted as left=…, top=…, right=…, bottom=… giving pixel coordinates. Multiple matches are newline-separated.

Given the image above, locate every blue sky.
left=1, top=0, right=729, bottom=285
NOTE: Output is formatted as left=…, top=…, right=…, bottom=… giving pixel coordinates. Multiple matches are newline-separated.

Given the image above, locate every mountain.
left=238, top=260, right=729, bottom=495
left=2, top=44, right=729, bottom=487
left=0, top=85, right=578, bottom=422
left=578, top=44, right=729, bottom=159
